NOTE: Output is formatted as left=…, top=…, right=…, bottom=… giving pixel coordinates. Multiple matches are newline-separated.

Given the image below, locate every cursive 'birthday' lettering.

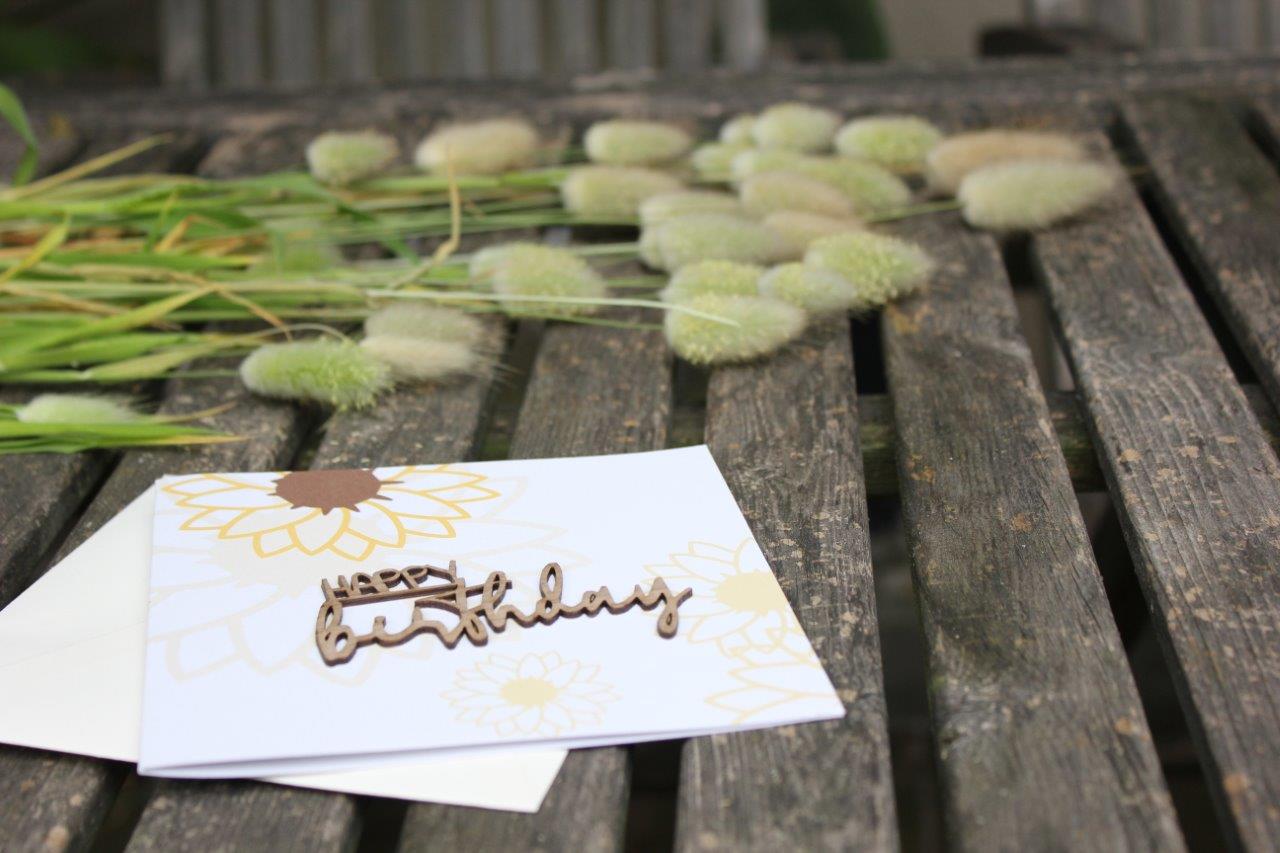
left=316, top=561, right=692, bottom=666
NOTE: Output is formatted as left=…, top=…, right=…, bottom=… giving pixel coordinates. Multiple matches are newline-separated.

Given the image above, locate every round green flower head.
left=758, top=263, right=861, bottom=315
left=805, top=232, right=933, bottom=309
left=690, top=142, right=751, bottom=179
left=415, top=118, right=539, bottom=175
left=640, top=191, right=741, bottom=226
left=364, top=303, right=485, bottom=347
left=561, top=166, right=684, bottom=220
left=661, top=260, right=764, bottom=303
left=738, top=171, right=855, bottom=218
left=752, top=103, right=841, bottom=153
left=17, top=394, right=141, bottom=424
left=645, top=213, right=792, bottom=271
left=958, top=159, right=1118, bottom=231
left=584, top=120, right=693, bottom=166
left=926, top=129, right=1086, bottom=195
left=664, top=294, right=807, bottom=365
left=306, top=131, right=398, bottom=186
left=240, top=340, right=392, bottom=409
left=730, top=148, right=807, bottom=182
left=835, top=115, right=943, bottom=173
left=792, top=157, right=912, bottom=215
left=719, top=114, right=757, bottom=146
left=360, top=337, right=483, bottom=382
left=763, top=211, right=864, bottom=256
left=469, top=242, right=554, bottom=280
left=488, top=244, right=607, bottom=317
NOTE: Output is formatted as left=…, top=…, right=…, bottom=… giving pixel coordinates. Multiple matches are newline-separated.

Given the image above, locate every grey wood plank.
left=1030, top=131, right=1280, bottom=852
left=1267, top=0, right=1280, bottom=46
left=607, top=0, right=655, bottom=70
left=663, top=0, right=714, bottom=72
left=883, top=213, right=1183, bottom=851
left=1028, top=0, right=1089, bottom=24
left=161, top=0, right=210, bottom=90
left=214, top=0, right=266, bottom=89
left=1148, top=0, right=1202, bottom=49
left=1204, top=0, right=1260, bottom=50
left=324, top=0, right=377, bottom=84
left=400, top=315, right=672, bottom=852
left=385, top=0, right=432, bottom=80
left=552, top=0, right=601, bottom=75
left=1123, top=96, right=1280, bottom=415
left=444, top=0, right=490, bottom=79
left=675, top=323, right=898, bottom=851
left=492, top=0, right=543, bottom=78
left=1093, top=0, right=1146, bottom=45
left=715, top=0, right=768, bottom=70
left=269, top=0, right=323, bottom=89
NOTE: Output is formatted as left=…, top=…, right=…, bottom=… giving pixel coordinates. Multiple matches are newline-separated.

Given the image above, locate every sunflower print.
left=162, top=465, right=499, bottom=561
left=443, top=652, right=619, bottom=737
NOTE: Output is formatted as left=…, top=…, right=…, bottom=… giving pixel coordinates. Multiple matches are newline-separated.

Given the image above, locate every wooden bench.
left=2, top=54, right=1280, bottom=851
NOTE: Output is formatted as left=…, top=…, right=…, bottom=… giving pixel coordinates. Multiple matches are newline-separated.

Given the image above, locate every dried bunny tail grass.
left=584, top=119, right=694, bottom=166
left=926, top=129, right=1088, bottom=195
left=17, top=393, right=142, bottom=424
left=758, top=263, right=862, bottom=314
left=752, top=102, right=841, bottom=152
left=664, top=294, right=807, bottom=365
left=640, top=226, right=665, bottom=268
left=240, top=340, right=392, bottom=409
left=256, top=239, right=343, bottom=273
left=805, top=231, right=933, bottom=309
left=835, top=115, right=943, bottom=173
left=719, top=114, right=757, bottom=145
left=360, top=336, right=488, bottom=382
left=561, top=165, right=684, bottom=219
left=738, top=170, right=856, bottom=218
left=763, top=211, right=864, bottom=256
left=363, top=303, right=486, bottom=347
left=661, top=260, right=764, bottom=303
left=490, top=245, right=607, bottom=316
left=469, top=241, right=554, bottom=280
left=958, top=159, right=1120, bottom=231
left=306, top=131, right=399, bottom=186
left=640, top=190, right=741, bottom=226
left=793, top=158, right=912, bottom=215
left=690, top=142, right=751, bottom=179
left=646, top=213, right=793, bottom=271
left=415, top=118, right=539, bottom=175
left=730, top=148, right=807, bottom=182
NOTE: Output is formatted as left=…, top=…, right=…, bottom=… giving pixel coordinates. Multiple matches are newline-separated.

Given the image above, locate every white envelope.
left=0, top=487, right=566, bottom=812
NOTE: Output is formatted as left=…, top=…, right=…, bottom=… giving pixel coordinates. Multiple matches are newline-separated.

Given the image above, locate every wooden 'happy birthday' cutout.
left=315, top=561, right=693, bottom=666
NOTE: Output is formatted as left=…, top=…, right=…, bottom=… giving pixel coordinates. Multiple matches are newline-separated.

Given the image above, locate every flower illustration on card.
left=443, top=652, right=619, bottom=737
left=645, top=539, right=795, bottom=653
left=705, top=631, right=836, bottom=723
left=162, top=465, right=499, bottom=561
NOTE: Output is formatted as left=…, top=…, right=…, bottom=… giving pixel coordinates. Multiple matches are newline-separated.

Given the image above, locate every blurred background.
left=2, top=0, right=1276, bottom=91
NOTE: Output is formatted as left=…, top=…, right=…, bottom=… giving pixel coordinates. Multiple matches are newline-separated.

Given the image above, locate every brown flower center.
left=273, top=469, right=392, bottom=515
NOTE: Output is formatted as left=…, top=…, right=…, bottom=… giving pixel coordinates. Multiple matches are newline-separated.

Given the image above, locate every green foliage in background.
left=770, top=0, right=888, bottom=61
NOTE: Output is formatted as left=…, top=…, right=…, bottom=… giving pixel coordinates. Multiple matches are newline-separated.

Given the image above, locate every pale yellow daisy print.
left=162, top=465, right=499, bottom=561
left=444, top=652, right=619, bottom=737
left=705, top=631, right=835, bottom=723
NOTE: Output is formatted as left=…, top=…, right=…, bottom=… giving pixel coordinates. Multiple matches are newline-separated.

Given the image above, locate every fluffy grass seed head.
left=763, top=210, right=864, bottom=256
left=758, top=263, right=863, bottom=314
left=690, top=142, right=751, bottom=179
left=958, top=159, right=1119, bottom=231
left=805, top=231, right=933, bottom=309
left=738, top=170, right=856, bottom=218
left=363, top=303, right=485, bottom=347
left=835, top=115, right=943, bottom=173
left=639, top=190, right=741, bottom=226
left=359, top=337, right=484, bottom=382
left=661, top=260, right=764, bottom=303
left=645, top=213, right=793, bottom=271
left=415, top=118, right=539, bottom=175
left=664, top=294, right=807, bottom=365
left=793, top=157, right=912, bottom=214
left=469, top=242, right=552, bottom=280
left=752, top=103, right=841, bottom=152
left=719, top=114, right=758, bottom=145
left=584, top=119, right=694, bottom=166
left=926, top=129, right=1088, bottom=195
left=489, top=244, right=607, bottom=317
left=255, top=239, right=342, bottom=273
left=561, top=165, right=684, bottom=220
left=305, top=131, right=399, bottom=186
left=17, top=394, right=141, bottom=424
left=240, top=340, right=392, bottom=409
left=730, top=148, right=807, bottom=182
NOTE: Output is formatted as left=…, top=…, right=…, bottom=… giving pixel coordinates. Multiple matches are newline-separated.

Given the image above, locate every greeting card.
left=139, top=446, right=843, bottom=777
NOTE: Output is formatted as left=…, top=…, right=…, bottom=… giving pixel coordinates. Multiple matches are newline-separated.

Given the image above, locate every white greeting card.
left=139, top=446, right=843, bottom=777
left=0, top=489, right=565, bottom=812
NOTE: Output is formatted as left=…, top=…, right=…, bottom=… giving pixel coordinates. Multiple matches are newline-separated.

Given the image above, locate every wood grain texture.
left=324, top=0, right=376, bottom=84
left=607, top=0, right=655, bottom=70
left=884, top=214, right=1183, bottom=851
left=1122, top=95, right=1280, bottom=413
left=160, top=0, right=209, bottom=90
left=0, top=749, right=124, bottom=853
left=400, top=318, right=671, bottom=852
left=675, top=323, right=897, bottom=852
left=716, top=0, right=768, bottom=70
left=553, top=0, right=601, bottom=75
left=214, top=0, right=266, bottom=89
left=268, top=0, right=322, bottom=88
left=663, top=0, right=714, bottom=72
left=492, top=0, right=543, bottom=78
left=384, top=0, right=433, bottom=81
left=1031, top=133, right=1280, bottom=852
left=445, top=0, right=490, bottom=79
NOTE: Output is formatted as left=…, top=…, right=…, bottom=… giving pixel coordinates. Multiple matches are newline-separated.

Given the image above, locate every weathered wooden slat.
left=1122, top=95, right=1280, bottom=413
left=1027, top=0, right=1089, bottom=25
left=214, top=0, right=266, bottom=89
left=492, top=0, right=543, bottom=78
left=663, top=0, right=714, bottom=72
left=445, top=0, right=490, bottom=79
left=607, top=0, right=655, bottom=70
left=268, top=0, right=322, bottom=88
left=1093, top=0, right=1146, bottom=45
left=400, top=316, right=671, bottom=852
left=385, top=0, right=432, bottom=81
left=1031, top=133, right=1280, bottom=852
left=883, top=214, right=1183, bottom=850
left=1204, top=0, right=1260, bottom=50
left=716, top=0, right=768, bottom=71
left=324, top=0, right=377, bottom=84
left=160, top=0, right=209, bottom=90
left=674, top=323, right=898, bottom=851
left=553, top=0, right=601, bottom=75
